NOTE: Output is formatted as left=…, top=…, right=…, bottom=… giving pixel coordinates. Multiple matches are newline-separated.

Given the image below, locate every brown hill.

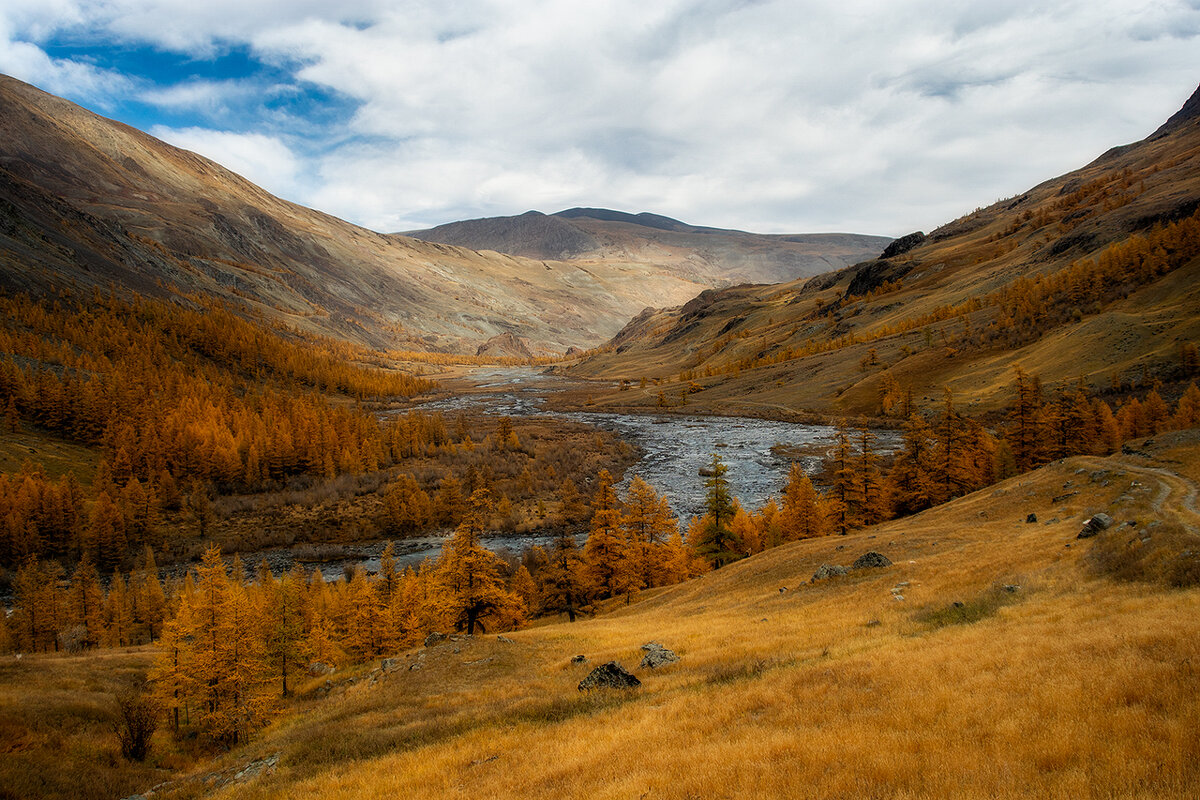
left=567, top=82, right=1200, bottom=417
left=406, top=207, right=891, bottom=286
left=0, top=75, right=715, bottom=356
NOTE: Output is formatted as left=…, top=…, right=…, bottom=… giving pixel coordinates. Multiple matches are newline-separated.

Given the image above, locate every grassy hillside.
left=0, top=75, right=712, bottom=356
left=565, top=83, right=1200, bottom=419
left=83, top=429, right=1198, bottom=800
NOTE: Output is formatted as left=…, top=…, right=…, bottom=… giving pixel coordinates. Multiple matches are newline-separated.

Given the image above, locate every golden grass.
left=152, top=438, right=1200, bottom=800
left=0, top=422, right=98, bottom=485
left=0, top=646, right=191, bottom=800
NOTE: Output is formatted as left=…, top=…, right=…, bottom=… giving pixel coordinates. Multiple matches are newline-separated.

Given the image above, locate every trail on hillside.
left=1079, top=456, right=1200, bottom=525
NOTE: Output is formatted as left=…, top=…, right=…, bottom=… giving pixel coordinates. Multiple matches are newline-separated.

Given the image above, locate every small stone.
left=497, top=635, right=515, bottom=644
left=571, top=654, right=587, bottom=664
left=1026, top=513, right=1038, bottom=524
left=779, top=587, right=787, bottom=594
left=1002, top=584, right=1020, bottom=593
left=578, top=661, right=641, bottom=691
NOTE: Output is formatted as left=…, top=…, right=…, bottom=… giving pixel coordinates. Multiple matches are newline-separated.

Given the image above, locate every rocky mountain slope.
left=568, top=82, right=1200, bottom=417
left=406, top=207, right=891, bottom=286
left=0, top=75, right=724, bottom=356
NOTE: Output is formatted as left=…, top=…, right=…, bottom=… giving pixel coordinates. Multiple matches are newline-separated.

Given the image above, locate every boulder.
left=424, top=631, right=447, bottom=647
left=852, top=551, right=893, bottom=570
left=811, top=564, right=848, bottom=582
left=1077, top=512, right=1114, bottom=539
left=578, top=661, right=641, bottom=691
left=307, top=661, right=335, bottom=676
left=638, top=642, right=679, bottom=670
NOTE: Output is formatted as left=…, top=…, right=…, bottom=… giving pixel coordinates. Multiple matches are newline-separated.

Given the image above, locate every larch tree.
left=622, top=476, right=680, bottom=589
left=693, top=453, right=743, bottom=567
left=780, top=464, right=829, bottom=540
left=538, top=529, right=588, bottom=622
left=584, top=470, right=636, bottom=599
left=435, top=489, right=519, bottom=634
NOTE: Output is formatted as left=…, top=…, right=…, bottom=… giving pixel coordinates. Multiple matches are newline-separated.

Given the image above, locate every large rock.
left=852, top=551, right=893, bottom=570
left=424, top=632, right=447, bottom=647
left=577, top=661, right=641, bottom=691
left=638, top=642, right=679, bottom=670
left=811, top=564, right=848, bottom=582
left=1077, top=513, right=1115, bottom=539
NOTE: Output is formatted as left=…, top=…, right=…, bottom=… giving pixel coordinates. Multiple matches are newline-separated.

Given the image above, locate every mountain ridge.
left=0, top=74, right=795, bottom=355
left=404, top=207, right=892, bottom=286
left=565, top=80, right=1200, bottom=418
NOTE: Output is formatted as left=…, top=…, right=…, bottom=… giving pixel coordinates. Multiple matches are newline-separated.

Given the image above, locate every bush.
left=114, top=687, right=158, bottom=762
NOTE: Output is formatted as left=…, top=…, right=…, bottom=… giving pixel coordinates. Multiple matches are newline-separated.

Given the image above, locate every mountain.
left=0, top=75, right=724, bottom=356
left=405, top=208, right=892, bottom=286
left=567, top=82, right=1200, bottom=417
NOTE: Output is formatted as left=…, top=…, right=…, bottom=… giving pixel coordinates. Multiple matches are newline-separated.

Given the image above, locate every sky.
left=2, top=1, right=1199, bottom=237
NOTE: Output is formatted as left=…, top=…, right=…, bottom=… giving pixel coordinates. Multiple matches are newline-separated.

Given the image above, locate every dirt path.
left=1078, top=455, right=1200, bottom=526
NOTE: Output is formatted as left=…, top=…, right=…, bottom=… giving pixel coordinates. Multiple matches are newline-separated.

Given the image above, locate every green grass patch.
left=913, top=582, right=1024, bottom=630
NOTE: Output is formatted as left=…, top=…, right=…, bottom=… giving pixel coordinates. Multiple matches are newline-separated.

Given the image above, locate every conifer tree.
left=887, top=414, right=937, bottom=515
left=620, top=476, right=680, bottom=589
left=434, top=489, right=518, bottom=634
left=584, top=470, right=636, bottom=599
left=780, top=464, right=829, bottom=540
left=693, top=453, right=743, bottom=566
left=538, top=530, right=587, bottom=622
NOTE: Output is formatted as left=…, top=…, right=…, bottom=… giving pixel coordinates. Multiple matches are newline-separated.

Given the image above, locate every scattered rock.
left=1026, top=513, right=1038, bottom=524
left=233, top=754, right=279, bottom=783
left=892, top=594, right=905, bottom=602
left=379, top=658, right=398, bottom=672
left=408, top=662, right=422, bottom=671
left=811, top=564, right=848, bottom=582
left=639, top=643, right=679, bottom=670
left=497, top=635, right=515, bottom=644
left=424, top=632, right=447, bottom=647
left=778, top=586, right=787, bottom=594
left=1052, top=491, right=1079, bottom=504
left=1077, top=513, right=1114, bottom=539
left=578, top=661, right=641, bottom=691
left=852, top=551, right=893, bottom=570
left=1002, top=584, right=1021, bottom=593
left=571, top=654, right=588, bottom=664
left=836, top=544, right=845, bottom=551
left=308, top=661, right=334, bottom=677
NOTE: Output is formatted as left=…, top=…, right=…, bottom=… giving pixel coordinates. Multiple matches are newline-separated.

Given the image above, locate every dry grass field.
left=96, top=430, right=1199, bottom=800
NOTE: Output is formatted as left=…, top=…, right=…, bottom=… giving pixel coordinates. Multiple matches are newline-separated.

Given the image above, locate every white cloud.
left=3, top=0, right=1200, bottom=235
left=149, top=125, right=305, bottom=199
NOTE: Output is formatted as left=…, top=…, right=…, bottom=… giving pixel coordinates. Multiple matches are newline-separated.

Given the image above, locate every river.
left=221, top=367, right=895, bottom=580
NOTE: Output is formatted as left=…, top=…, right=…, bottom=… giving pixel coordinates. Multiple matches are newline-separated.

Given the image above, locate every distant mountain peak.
left=551, top=207, right=690, bottom=232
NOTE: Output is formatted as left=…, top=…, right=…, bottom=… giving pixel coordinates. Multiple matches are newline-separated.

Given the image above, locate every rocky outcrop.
left=880, top=231, right=926, bottom=259
left=476, top=332, right=534, bottom=359
left=1077, top=513, right=1114, bottom=539
left=577, top=661, right=641, bottom=691
left=638, top=642, right=679, bottom=670
left=852, top=552, right=893, bottom=570
left=811, top=564, right=848, bottom=582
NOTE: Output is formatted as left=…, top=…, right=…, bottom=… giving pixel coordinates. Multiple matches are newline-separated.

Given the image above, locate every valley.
left=0, top=59, right=1199, bottom=800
